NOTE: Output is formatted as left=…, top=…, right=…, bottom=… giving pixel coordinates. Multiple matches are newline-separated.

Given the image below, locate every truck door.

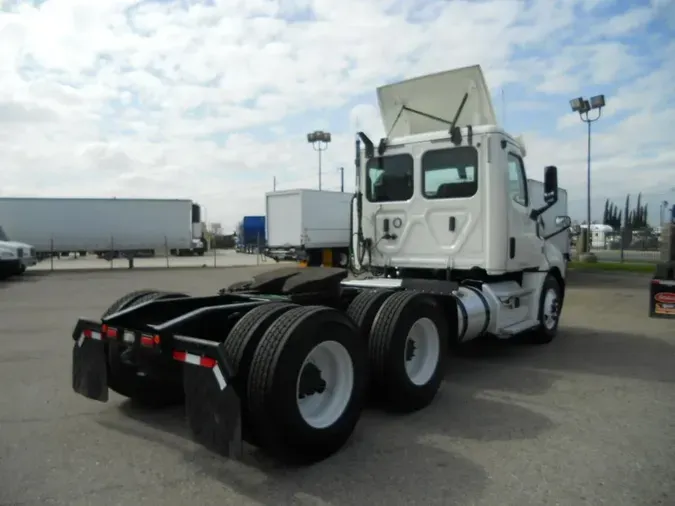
left=506, top=152, right=539, bottom=270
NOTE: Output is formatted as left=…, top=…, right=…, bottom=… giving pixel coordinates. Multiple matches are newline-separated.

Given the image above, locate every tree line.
left=602, top=193, right=648, bottom=230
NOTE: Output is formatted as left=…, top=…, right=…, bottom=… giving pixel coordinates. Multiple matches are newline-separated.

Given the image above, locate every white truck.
left=0, top=197, right=203, bottom=260
left=265, top=189, right=352, bottom=267
left=0, top=225, right=38, bottom=277
left=69, top=64, right=572, bottom=466
left=0, top=246, right=21, bottom=280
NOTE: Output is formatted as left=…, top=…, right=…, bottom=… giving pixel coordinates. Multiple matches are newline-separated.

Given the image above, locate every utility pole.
left=339, top=167, right=344, bottom=192
left=273, top=176, right=276, bottom=191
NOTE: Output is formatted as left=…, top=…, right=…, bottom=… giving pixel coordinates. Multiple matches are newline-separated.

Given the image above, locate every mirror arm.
left=542, top=223, right=571, bottom=241
left=530, top=203, right=552, bottom=221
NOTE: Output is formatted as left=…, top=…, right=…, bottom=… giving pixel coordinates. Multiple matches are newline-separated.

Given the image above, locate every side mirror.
left=357, top=132, right=374, bottom=159
left=555, top=216, right=571, bottom=229
left=543, top=165, right=558, bottom=204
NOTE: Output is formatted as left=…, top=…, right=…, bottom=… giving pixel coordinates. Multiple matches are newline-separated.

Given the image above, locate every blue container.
left=242, top=215, right=266, bottom=245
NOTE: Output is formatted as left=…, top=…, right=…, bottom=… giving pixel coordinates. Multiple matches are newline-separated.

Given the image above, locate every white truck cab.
left=346, top=65, right=572, bottom=344
left=0, top=225, right=37, bottom=275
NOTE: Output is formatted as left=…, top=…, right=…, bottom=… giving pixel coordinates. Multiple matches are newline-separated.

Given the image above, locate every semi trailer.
left=235, top=215, right=266, bottom=254
left=0, top=197, right=203, bottom=259
left=70, top=64, right=572, bottom=465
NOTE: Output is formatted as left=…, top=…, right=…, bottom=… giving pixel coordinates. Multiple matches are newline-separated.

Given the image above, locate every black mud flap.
left=72, top=337, right=109, bottom=402
left=183, top=364, right=243, bottom=459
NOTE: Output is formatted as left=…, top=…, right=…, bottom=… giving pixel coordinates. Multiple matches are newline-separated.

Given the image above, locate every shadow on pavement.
left=447, top=326, right=675, bottom=387
left=0, top=272, right=46, bottom=288
left=95, top=345, right=563, bottom=506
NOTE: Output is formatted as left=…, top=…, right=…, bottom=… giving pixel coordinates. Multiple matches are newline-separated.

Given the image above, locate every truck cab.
left=355, top=65, right=569, bottom=279
left=350, top=65, right=571, bottom=341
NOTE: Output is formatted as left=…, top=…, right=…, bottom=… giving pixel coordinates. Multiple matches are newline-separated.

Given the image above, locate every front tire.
left=246, top=306, right=368, bottom=464
left=529, top=274, right=563, bottom=344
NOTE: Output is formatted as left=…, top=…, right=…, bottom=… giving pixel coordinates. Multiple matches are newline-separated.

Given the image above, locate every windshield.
left=366, top=154, right=414, bottom=203
left=0, top=226, right=8, bottom=241
left=422, top=146, right=478, bottom=199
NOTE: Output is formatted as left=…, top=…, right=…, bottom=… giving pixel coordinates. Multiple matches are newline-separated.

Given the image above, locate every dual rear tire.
left=347, top=289, right=448, bottom=413
left=219, top=303, right=368, bottom=464
left=216, top=290, right=448, bottom=464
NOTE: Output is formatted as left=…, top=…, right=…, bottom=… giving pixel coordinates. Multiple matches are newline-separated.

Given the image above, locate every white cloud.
left=0, top=0, right=673, bottom=230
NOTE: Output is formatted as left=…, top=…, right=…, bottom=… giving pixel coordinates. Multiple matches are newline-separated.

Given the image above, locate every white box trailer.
left=0, top=197, right=202, bottom=258
left=265, top=189, right=352, bottom=266
left=528, top=180, right=569, bottom=260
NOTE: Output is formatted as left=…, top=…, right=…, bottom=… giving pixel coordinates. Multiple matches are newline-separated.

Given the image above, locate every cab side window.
left=507, top=153, right=528, bottom=207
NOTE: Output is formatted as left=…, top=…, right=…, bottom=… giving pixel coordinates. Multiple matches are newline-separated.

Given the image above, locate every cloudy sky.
left=1, top=0, right=674, bottom=231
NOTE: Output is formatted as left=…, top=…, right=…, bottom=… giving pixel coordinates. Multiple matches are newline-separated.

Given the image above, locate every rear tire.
left=222, top=302, right=298, bottom=443
left=104, top=291, right=188, bottom=406
left=247, top=306, right=368, bottom=464
left=369, top=291, right=448, bottom=413
left=346, top=289, right=394, bottom=339
left=102, top=289, right=157, bottom=317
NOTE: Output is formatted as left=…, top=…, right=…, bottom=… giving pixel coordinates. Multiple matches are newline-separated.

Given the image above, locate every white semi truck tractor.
left=69, top=65, right=572, bottom=465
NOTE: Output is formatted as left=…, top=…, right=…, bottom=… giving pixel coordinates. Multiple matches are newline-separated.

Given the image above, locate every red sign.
left=655, top=292, right=675, bottom=304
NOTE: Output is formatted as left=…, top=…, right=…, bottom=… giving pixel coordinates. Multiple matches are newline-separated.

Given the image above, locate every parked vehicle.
left=70, top=65, right=571, bottom=465
left=236, top=216, right=266, bottom=254
left=0, top=246, right=22, bottom=280
left=265, top=190, right=351, bottom=266
left=0, top=225, right=37, bottom=275
left=0, top=198, right=202, bottom=260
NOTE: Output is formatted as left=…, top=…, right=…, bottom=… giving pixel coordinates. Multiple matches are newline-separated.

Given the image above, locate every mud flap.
left=72, top=337, right=109, bottom=402
left=183, top=364, right=243, bottom=459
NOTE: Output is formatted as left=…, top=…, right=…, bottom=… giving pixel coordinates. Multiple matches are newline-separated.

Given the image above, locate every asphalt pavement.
left=1, top=267, right=673, bottom=506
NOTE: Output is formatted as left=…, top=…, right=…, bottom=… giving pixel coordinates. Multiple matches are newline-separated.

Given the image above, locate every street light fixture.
left=307, top=130, right=331, bottom=190
left=569, top=94, right=605, bottom=252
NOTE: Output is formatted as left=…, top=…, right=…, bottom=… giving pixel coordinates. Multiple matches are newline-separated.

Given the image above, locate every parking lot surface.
left=1, top=267, right=673, bottom=506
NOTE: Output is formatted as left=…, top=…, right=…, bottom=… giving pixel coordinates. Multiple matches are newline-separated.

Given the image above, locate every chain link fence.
left=571, top=226, right=662, bottom=263
left=25, top=233, right=276, bottom=272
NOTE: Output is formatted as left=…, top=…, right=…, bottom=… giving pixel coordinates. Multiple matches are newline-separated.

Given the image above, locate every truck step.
left=497, top=319, right=539, bottom=337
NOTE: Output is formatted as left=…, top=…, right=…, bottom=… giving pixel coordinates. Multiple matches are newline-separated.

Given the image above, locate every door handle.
left=449, top=216, right=456, bottom=232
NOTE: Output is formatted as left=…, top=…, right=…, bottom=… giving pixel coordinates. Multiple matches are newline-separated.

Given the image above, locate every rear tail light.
left=140, top=334, right=161, bottom=347
left=101, top=325, right=118, bottom=339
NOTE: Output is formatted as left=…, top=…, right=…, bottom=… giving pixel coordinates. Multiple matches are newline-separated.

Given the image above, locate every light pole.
left=307, top=130, right=331, bottom=190
left=338, top=166, right=344, bottom=192
left=569, top=95, right=605, bottom=253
